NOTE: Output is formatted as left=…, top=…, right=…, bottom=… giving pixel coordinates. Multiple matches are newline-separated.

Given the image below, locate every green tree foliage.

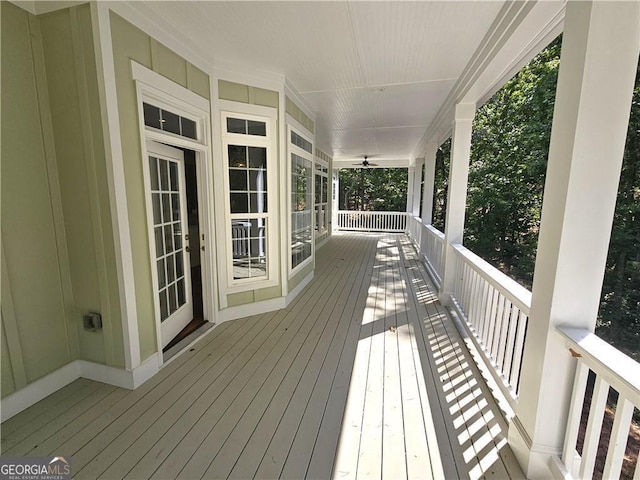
left=432, top=139, right=451, bottom=231
left=464, top=37, right=561, bottom=288
left=434, top=36, right=639, bottom=359
left=339, top=168, right=408, bottom=211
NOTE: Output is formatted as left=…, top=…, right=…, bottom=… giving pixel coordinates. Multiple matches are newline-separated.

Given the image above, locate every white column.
left=421, top=142, right=438, bottom=226
left=411, top=158, right=424, bottom=217
left=405, top=167, right=415, bottom=213
left=438, top=103, right=476, bottom=304
left=509, top=2, right=640, bottom=478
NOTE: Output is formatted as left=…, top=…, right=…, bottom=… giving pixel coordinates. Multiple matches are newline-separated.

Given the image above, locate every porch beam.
left=421, top=142, right=438, bottom=226
left=439, top=103, right=476, bottom=304
left=508, top=2, right=640, bottom=478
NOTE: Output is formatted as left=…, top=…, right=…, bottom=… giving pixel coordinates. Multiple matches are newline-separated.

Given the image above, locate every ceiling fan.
left=353, top=155, right=378, bottom=168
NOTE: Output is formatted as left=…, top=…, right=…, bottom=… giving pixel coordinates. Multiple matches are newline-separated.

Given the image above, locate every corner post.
left=438, top=103, right=476, bottom=304
left=421, top=142, right=438, bottom=226
left=406, top=166, right=415, bottom=213
left=508, top=2, right=640, bottom=477
left=411, top=158, right=424, bottom=217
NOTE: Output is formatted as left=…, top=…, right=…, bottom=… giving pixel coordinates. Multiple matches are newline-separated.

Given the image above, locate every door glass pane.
left=152, top=194, right=162, bottom=224
left=149, top=157, right=159, bottom=190
left=157, top=258, right=166, bottom=289
left=164, top=225, right=173, bottom=253
left=171, top=193, right=180, bottom=221
left=177, top=279, right=185, bottom=306
left=173, top=222, right=182, bottom=250
left=168, top=283, right=177, bottom=312
left=162, top=194, right=171, bottom=224
left=169, top=163, right=178, bottom=191
left=176, top=251, right=184, bottom=278
left=167, top=253, right=175, bottom=284
left=159, top=289, right=168, bottom=321
left=154, top=226, right=164, bottom=254
left=160, top=160, right=169, bottom=190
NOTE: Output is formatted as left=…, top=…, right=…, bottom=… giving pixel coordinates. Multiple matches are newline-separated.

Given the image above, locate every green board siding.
left=286, top=96, right=315, bottom=133
left=1, top=320, right=16, bottom=396
left=110, top=12, right=211, bottom=361
left=218, top=80, right=278, bottom=108
left=1, top=2, right=78, bottom=387
left=40, top=7, right=107, bottom=365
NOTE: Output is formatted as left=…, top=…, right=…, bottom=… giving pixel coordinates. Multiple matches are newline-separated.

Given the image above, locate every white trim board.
left=217, top=271, right=314, bottom=324
left=0, top=356, right=160, bottom=422
left=91, top=2, right=141, bottom=370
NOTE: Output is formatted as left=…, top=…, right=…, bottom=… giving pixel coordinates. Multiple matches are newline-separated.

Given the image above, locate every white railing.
left=336, top=210, right=407, bottom=233
left=422, top=225, right=445, bottom=285
left=407, top=215, right=422, bottom=247
left=450, top=243, right=532, bottom=407
left=553, top=327, right=640, bottom=480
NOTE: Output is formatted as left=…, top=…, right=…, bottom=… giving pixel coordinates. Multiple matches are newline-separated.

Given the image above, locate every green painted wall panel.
left=1, top=320, right=16, bottom=397
left=78, top=4, right=126, bottom=367
left=110, top=12, right=157, bottom=361
left=187, top=63, right=210, bottom=100
left=218, top=80, right=250, bottom=103
left=253, top=87, right=279, bottom=108
left=40, top=8, right=106, bottom=365
left=1, top=2, right=75, bottom=382
left=227, top=291, right=255, bottom=308
left=254, top=285, right=282, bottom=302
left=152, top=39, right=188, bottom=88
left=286, top=96, right=314, bottom=134
left=110, top=12, right=211, bottom=361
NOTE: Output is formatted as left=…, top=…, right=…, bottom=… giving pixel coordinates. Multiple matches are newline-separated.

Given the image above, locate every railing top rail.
left=451, top=243, right=532, bottom=314
left=424, top=224, right=445, bottom=240
left=337, top=210, right=408, bottom=216
left=556, top=326, right=640, bottom=402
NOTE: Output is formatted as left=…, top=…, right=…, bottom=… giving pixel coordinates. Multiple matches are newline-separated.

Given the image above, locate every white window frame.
left=219, top=105, right=279, bottom=293
left=314, top=156, right=330, bottom=238
left=287, top=124, right=314, bottom=276
left=132, top=61, right=215, bottom=363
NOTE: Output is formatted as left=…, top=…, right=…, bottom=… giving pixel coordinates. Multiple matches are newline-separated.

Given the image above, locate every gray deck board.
left=1, top=233, right=523, bottom=480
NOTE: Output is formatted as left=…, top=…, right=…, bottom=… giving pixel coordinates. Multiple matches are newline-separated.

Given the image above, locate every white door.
left=147, top=141, right=193, bottom=347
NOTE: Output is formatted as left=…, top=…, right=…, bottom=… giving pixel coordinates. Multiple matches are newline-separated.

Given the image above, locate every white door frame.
left=132, top=61, right=216, bottom=366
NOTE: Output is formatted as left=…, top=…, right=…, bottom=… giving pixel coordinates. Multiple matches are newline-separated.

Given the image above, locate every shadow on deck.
left=1, top=232, right=524, bottom=479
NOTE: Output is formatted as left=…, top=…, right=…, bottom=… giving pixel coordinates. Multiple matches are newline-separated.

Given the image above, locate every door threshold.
left=162, top=321, right=215, bottom=364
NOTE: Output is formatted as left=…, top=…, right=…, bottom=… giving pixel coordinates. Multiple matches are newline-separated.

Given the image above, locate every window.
left=143, top=102, right=197, bottom=140
left=222, top=111, right=275, bottom=288
left=315, top=156, right=329, bottom=238
left=289, top=127, right=313, bottom=273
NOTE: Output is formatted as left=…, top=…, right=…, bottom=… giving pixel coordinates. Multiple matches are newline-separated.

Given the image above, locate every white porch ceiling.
left=125, top=1, right=564, bottom=167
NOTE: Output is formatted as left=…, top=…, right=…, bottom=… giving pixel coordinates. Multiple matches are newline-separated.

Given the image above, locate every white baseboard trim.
left=1, top=355, right=160, bottom=421
left=218, top=296, right=287, bottom=323
left=1, top=362, right=80, bottom=422
left=286, top=271, right=314, bottom=304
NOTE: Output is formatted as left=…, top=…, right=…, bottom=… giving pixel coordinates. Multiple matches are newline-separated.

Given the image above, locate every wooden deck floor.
left=1, top=233, right=524, bottom=480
